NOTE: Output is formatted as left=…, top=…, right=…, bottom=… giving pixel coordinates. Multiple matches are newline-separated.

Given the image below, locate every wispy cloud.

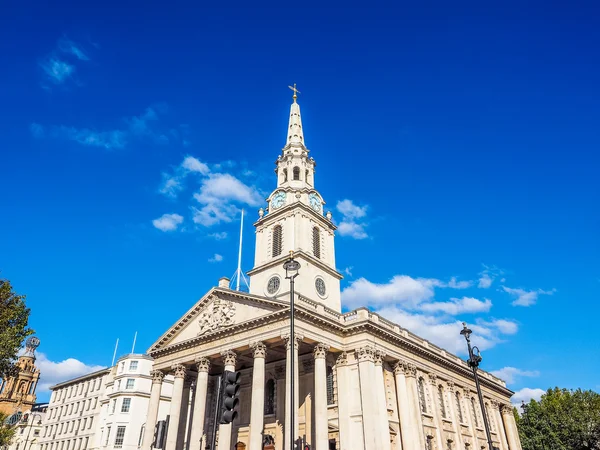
left=422, top=296, right=492, bottom=315
left=490, top=366, right=540, bottom=384
left=39, top=37, right=91, bottom=87
left=336, top=199, right=369, bottom=239
left=208, top=232, right=228, bottom=240
left=31, top=106, right=180, bottom=150
left=152, top=213, right=184, bottom=232
left=501, top=286, right=556, bottom=307
left=478, top=264, right=504, bottom=289
left=208, top=253, right=223, bottom=263
left=344, top=266, right=353, bottom=277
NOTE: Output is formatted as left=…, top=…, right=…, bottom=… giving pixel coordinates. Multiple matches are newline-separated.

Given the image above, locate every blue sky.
left=1, top=1, right=599, bottom=403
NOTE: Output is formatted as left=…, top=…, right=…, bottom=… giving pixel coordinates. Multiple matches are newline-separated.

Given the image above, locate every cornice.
left=253, top=201, right=336, bottom=231
left=247, top=249, right=343, bottom=280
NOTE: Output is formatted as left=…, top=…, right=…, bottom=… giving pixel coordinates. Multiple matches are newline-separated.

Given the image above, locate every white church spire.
left=286, top=84, right=304, bottom=147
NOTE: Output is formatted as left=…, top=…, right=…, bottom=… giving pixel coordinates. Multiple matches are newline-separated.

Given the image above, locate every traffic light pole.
left=209, top=374, right=223, bottom=450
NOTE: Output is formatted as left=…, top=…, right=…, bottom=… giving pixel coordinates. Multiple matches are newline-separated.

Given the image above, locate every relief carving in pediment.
left=198, top=299, right=236, bottom=336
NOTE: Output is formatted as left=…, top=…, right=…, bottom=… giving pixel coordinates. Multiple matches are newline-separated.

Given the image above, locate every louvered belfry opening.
left=272, top=225, right=282, bottom=257
left=312, top=227, right=321, bottom=258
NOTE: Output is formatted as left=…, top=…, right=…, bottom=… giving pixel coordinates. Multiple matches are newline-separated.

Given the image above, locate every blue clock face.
left=271, top=191, right=286, bottom=209
left=309, top=193, right=321, bottom=211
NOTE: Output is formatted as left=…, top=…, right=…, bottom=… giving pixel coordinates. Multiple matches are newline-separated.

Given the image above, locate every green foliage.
left=516, top=387, right=600, bottom=450
left=0, top=278, right=33, bottom=379
left=0, top=412, right=16, bottom=447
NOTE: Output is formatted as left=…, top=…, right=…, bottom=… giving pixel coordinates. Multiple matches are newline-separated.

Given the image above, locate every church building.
left=143, top=91, right=523, bottom=450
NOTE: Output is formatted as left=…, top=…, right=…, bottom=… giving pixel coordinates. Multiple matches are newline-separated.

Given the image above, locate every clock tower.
left=248, top=88, right=343, bottom=311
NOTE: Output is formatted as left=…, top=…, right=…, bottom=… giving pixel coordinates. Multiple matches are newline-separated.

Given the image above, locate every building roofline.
left=49, top=367, right=111, bottom=390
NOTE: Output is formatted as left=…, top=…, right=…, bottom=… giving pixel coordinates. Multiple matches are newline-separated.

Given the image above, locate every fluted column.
left=501, top=403, right=521, bottom=450
left=165, top=364, right=187, bottom=450
left=249, top=342, right=267, bottom=450
left=374, top=351, right=391, bottom=450
left=189, top=358, right=210, bottom=450
left=217, top=350, right=237, bottom=450
left=427, top=374, right=444, bottom=450
left=143, top=370, right=165, bottom=449
left=404, top=364, right=425, bottom=450
left=356, top=346, right=378, bottom=449
left=445, top=381, right=464, bottom=450
left=313, top=343, right=329, bottom=450
left=491, top=400, right=509, bottom=450
left=335, top=353, right=351, bottom=450
left=284, top=334, right=301, bottom=450
left=177, top=376, right=193, bottom=450
left=393, top=362, right=416, bottom=450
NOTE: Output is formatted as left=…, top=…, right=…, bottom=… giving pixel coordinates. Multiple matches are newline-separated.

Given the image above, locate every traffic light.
left=153, top=419, right=167, bottom=449
left=220, top=370, right=241, bottom=424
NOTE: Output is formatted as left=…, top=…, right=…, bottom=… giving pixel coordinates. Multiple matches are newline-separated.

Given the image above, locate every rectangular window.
left=104, top=427, right=111, bottom=446
left=84, top=438, right=88, bottom=450
left=125, top=379, right=135, bottom=390
left=114, top=426, right=126, bottom=448
left=88, top=417, right=93, bottom=429
left=129, top=361, right=138, bottom=371
left=111, top=399, right=116, bottom=414
left=82, top=418, right=86, bottom=429
left=116, top=380, right=121, bottom=391
left=121, top=398, right=131, bottom=413
left=34, top=430, right=40, bottom=437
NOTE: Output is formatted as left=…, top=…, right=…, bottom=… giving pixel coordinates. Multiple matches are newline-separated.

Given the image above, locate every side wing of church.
left=143, top=92, right=523, bottom=450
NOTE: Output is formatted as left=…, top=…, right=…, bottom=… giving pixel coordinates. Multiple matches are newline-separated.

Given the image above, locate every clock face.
left=271, top=191, right=286, bottom=209
left=309, top=193, right=321, bottom=212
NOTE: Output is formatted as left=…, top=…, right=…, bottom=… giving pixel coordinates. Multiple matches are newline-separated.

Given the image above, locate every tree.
left=0, top=412, right=16, bottom=447
left=516, top=387, right=600, bottom=450
left=0, top=278, right=33, bottom=379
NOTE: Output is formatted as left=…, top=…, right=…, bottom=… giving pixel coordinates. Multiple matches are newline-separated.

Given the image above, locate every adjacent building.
left=141, top=92, right=524, bottom=450
left=7, top=403, right=49, bottom=450
left=38, top=355, right=173, bottom=450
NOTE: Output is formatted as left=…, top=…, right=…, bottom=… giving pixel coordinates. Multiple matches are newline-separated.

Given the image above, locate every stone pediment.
left=148, top=288, right=288, bottom=354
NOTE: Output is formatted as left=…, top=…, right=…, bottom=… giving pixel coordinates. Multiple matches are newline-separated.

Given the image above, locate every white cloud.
left=447, top=277, right=473, bottom=289
left=490, top=367, right=540, bottom=384
left=344, top=266, right=353, bottom=277
left=208, top=232, right=228, bottom=240
left=182, top=156, right=210, bottom=175
left=511, top=387, right=545, bottom=408
left=35, top=352, right=104, bottom=395
left=40, top=58, right=75, bottom=84
left=208, top=253, right=223, bottom=263
left=152, top=213, right=184, bottom=232
left=478, top=318, right=519, bottom=335
left=336, top=199, right=369, bottom=239
left=478, top=264, right=503, bottom=289
left=502, top=286, right=556, bottom=307
left=39, top=38, right=90, bottom=87
left=159, top=175, right=182, bottom=198
left=57, top=38, right=89, bottom=61
left=422, top=297, right=492, bottom=315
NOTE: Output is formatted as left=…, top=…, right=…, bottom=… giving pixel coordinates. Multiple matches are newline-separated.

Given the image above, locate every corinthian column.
left=374, top=351, right=391, bottom=450
left=335, top=353, right=351, bottom=450
left=142, top=370, right=165, bottom=449
left=427, top=374, right=444, bottom=450
left=284, top=334, right=301, bottom=450
left=189, top=358, right=210, bottom=450
left=165, top=364, right=187, bottom=450
left=217, top=350, right=237, bottom=450
left=405, top=363, right=425, bottom=450
left=501, top=403, right=522, bottom=450
left=313, top=343, right=329, bottom=450
left=393, top=362, right=417, bottom=450
left=356, top=346, right=378, bottom=449
left=491, top=400, right=508, bottom=450
left=249, top=342, right=267, bottom=450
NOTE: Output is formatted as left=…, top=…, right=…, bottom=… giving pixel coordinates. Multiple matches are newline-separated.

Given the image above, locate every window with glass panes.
left=121, top=398, right=131, bottom=413
left=114, top=426, right=126, bottom=447
left=129, top=361, right=138, bottom=371
left=125, top=379, right=135, bottom=389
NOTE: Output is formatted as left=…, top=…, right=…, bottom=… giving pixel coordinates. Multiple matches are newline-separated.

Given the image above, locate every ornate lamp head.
left=460, top=322, right=472, bottom=341
left=283, top=251, right=301, bottom=279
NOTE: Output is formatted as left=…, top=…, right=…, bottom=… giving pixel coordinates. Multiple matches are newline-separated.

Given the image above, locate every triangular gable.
left=148, top=288, right=288, bottom=353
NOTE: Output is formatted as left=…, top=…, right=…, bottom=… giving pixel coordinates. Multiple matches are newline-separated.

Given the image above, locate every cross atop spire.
left=288, top=83, right=300, bottom=103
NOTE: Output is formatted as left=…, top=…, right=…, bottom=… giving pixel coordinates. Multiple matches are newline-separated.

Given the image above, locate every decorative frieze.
left=172, top=363, right=187, bottom=378
left=221, top=350, right=238, bottom=368
left=313, top=343, right=329, bottom=360
left=251, top=341, right=267, bottom=359
left=195, top=357, right=211, bottom=373
left=151, top=369, right=166, bottom=383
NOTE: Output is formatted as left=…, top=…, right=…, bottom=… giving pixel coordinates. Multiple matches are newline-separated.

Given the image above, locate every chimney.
left=218, top=277, right=230, bottom=288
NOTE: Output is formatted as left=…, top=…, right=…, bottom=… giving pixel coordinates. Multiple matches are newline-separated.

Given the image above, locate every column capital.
left=374, top=350, right=386, bottom=366
left=428, top=373, right=438, bottom=385
left=313, top=343, right=329, bottom=360
left=171, top=364, right=187, bottom=378
left=220, top=350, right=238, bottom=368
left=463, top=387, right=472, bottom=398
left=335, top=352, right=348, bottom=366
left=500, top=403, right=513, bottom=415
left=151, top=369, right=166, bottom=384
left=355, top=345, right=376, bottom=363
left=446, top=380, right=455, bottom=392
left=194, top=357, right=211, bottom=373
left=251, top=341, right=267, bottom=359
left=490, top=399, right=500, bottom=409
left=282, top=333, right=303, bottom=350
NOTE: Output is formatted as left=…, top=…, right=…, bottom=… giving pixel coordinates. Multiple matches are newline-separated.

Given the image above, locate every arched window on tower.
left=326, top=366, right=334, bottom=405
left=264, top=379, right=275, bottom=415
left=312, top=227, right=321, bottom=259
left=293, top=166, right=300, bottom=180
left=455, top=392, right=464, bottom=423
left=272, top=225, right=282, bottom=257
left=438, top=385, right=447, bottom=418
left=418, top=377, right=427, bottom=413
left=471, top=398, right=480, bottom=427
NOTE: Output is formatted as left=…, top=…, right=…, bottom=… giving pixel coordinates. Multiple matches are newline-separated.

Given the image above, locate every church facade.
left=144, top=93, right=523, bottom=450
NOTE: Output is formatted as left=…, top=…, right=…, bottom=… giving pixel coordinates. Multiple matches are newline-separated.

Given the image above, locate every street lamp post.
left=460, top=323, right=494, bottom=450
left=283, top=251, right=300, bottom=450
